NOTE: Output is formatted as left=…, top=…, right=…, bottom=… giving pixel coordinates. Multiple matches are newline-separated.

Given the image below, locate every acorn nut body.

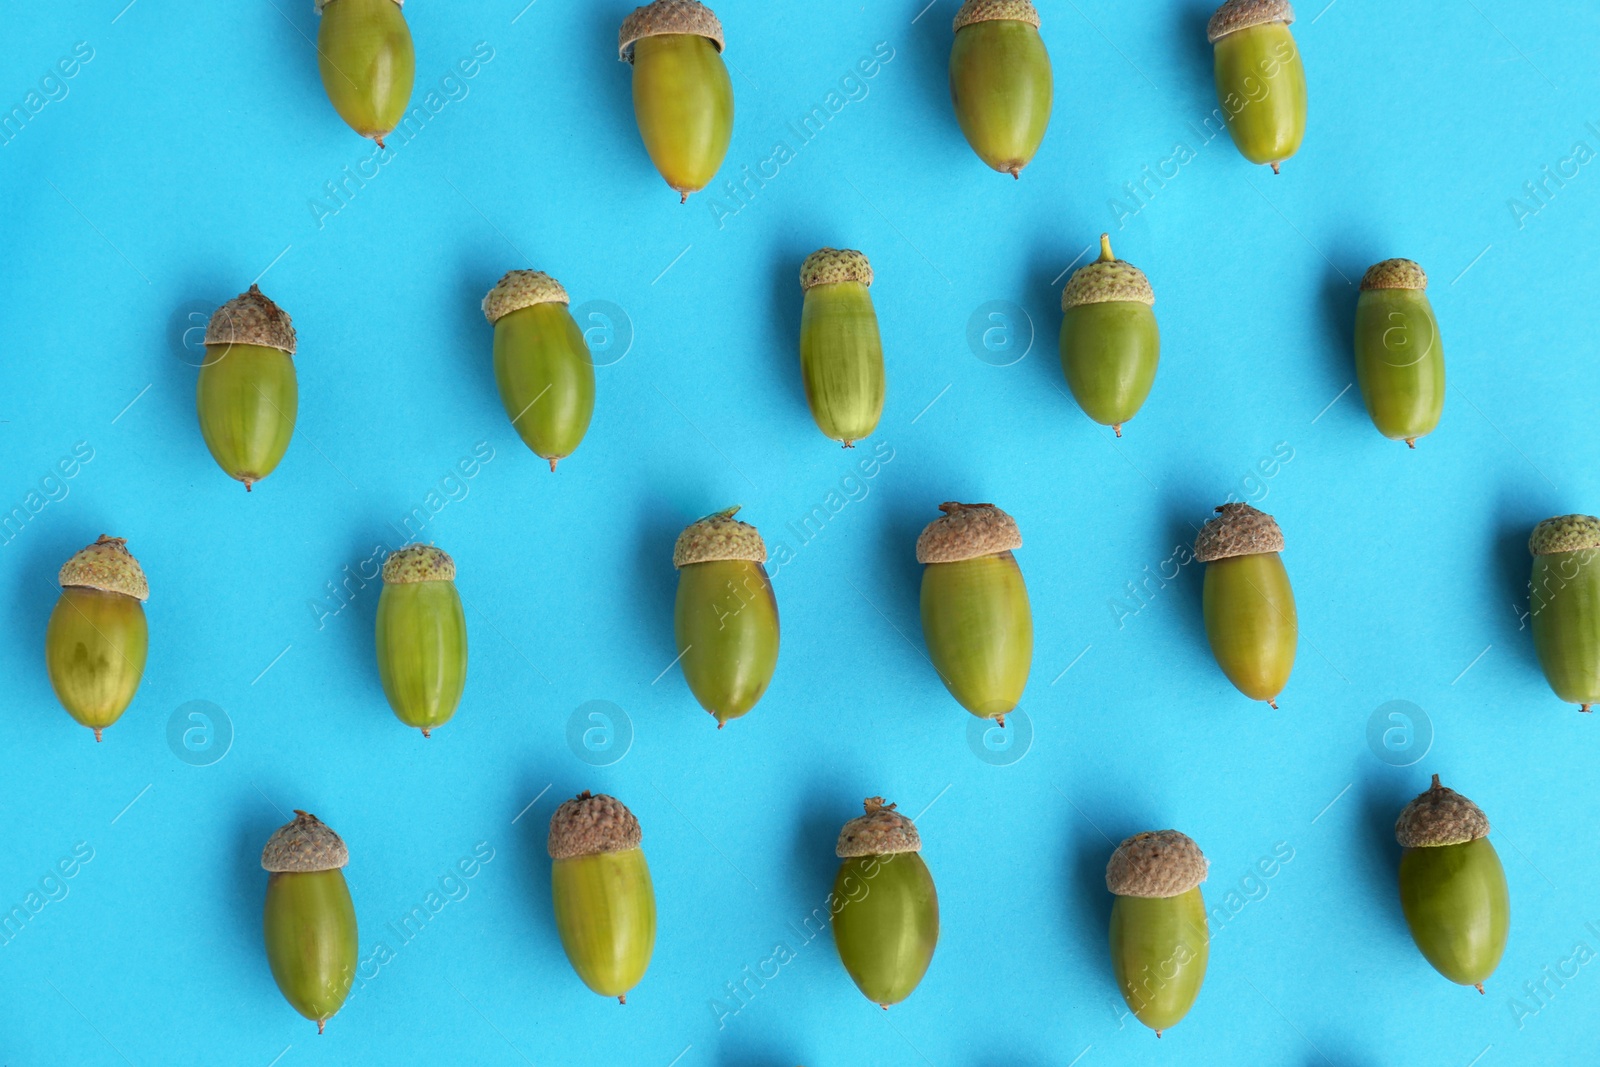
left=917, top=503, right=1033, bottom=722
left=316, top=0, right=415, bottom=146
left=1106, top=830, right=1210, bottom=1036
left=549, top=792, right=656, bottom=1003
left=799, top=249, right=885, bottom=447
left=483, top=271, right=597, bottom=472
left=262, top=812, right=358, bottom=1032
left=1355, top=260, right=1444, bottom=446
left=1395, top=776, right=1509, bottom=991
left=375, top=544, right=467, bottom=736
left=1195, top=504, right=1296, bottom=706
left=197, top=286, right=298, bottom=490
left=1208, top=0, right=1306, bottom=173
left=949, top=0, right=1053, bottom=177
left=672, top=508, right=779, bottom=727
left=832, top=798, right=939, bottom=1007
left=1060, top=235, right=1160, bottom=435
left=620, top=1, right=734, bottom=202
left=1529, top=515, right=1600, bottom=710
left=45, top=536, right=149, bottom=741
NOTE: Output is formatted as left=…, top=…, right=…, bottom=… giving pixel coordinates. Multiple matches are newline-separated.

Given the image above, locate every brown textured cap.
left=953, top=0, right=1040, bottom=31
left=1105, top=830, right=1208, bottom=898
left=59, top=536, right=149, bottom=601
left=205, top=285, right=296, bottom=355
left=548, top=792, right=643, bottom=859
left=1194, top=503, right=1285, bottom=562
left=1395, top=774, right=1490, bottom=847
left=674, top=507, right=767, bottom=567
left=619, top=0, right=724, bottom=61
left=1062, top=235, right=1155, bottom=310
left=1360, top=259, right=1428, bottom=292
left=262, top=811, right=349, bottom=872
left=800, top=248, right=873, bottom=291
left=1531, top=514, right=1600, bottom=555
left=916, top=503, right=1021, bottom=564
left=836, top=797, right=922, bottom=857
left=383, top=544, right=456, bottom=583
left=482, top=270, right=569, bottom=325
left=1207, top=0, right=1294, bottom=42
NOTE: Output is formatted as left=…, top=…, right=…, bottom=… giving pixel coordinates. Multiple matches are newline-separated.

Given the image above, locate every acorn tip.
left=1476, top=983, right=1485, bottom=995
left=1583, top=704, right=1593, bottom=713
left=1113, top=424, right=1123, bottom=437
left=421, top=728, right=431, bottom=738
left=1406, top=438, right=1417, bottom=449
left=679, top=190, right=690, bottom=204
left=317, top=1020, right=326, bottom=1034
left=1270, top=161, right=1281, bottom=174
left=375, top=136, right=386, bottom=150
left=93, top=727, right=103, bottom=742
left=1267, top=699, right=1279, bottom=709
left=549, top=457, right=559, bottom=473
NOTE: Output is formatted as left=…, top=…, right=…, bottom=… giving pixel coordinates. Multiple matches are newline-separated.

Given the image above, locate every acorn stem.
left=93, top=727, right=103, bottom=742
left=1270, top=161, right=1281, bottom=174
left=1429, top=773, right=1442, bottom=790
left=1098, top=233, right=1114, bottom=263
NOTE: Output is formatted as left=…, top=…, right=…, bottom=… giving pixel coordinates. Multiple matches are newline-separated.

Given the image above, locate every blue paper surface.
left=0, top=1, right=1596, bottom=1063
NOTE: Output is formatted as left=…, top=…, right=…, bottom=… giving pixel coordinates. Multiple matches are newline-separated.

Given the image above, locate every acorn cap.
left=59, top=536, right=149, bottom=601
left=1193, top=503, right=1284, bottom=562
left=1061, top=235, right=1155, bottom=310
left=1105, top=830, right=1208, bottom=898
left=1395, top=774, right=1490, bottom=848
left=382, top=544, right=456, bottom=583
left=1207, top=0, right=1294, bottom=42
left=482, top=270, right=569, bottom=325
left=953, top=0, right=1040, bottom=31
left=1530, top=514, right=1600, bottom=556
left=548, top=792, right=643, bottom=859
left=673, top=507, right=767, bottom=567
left=261, top=811, right=349, bottom=872
left=836, top=797, right=921, bottom=857
left=1360, top=259, right=1428, bottom=292
left=800, top=248, right=873, bottom=291
left=204, top=285, right=296, bottom=355
left=916, top=503, right=1021, bottom=564
left=619, top=0, right=724, bottom=62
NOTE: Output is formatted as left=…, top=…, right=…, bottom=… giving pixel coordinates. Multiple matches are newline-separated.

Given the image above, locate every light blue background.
left=0, top=0, right=1596, bottom=1063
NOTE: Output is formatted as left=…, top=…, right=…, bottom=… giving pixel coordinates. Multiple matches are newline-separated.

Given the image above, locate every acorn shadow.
left=1165, top=501, right=1212, bottom=660
left=514, top=767, right=567, bottom=956
left=765, top=240, right=817, bottom=426
left=1175, top=3, right=1220, bottom=105
left=1317, top=267, right=1360, bottom=403
left=1355, top=778, right=1412, bottom=945
left=628, top=490, right=690, bottom=672
left=1067, top=830, right=1115, bottom=985
left=454, top=252, right=515, bottom=424
left=904, top=0, right=962, bottom=156
left=1493, top=501, right=1541, bottom=675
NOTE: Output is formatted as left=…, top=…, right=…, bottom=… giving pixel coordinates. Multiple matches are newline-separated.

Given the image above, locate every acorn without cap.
left=620, top=0, right=734, bottom=202
left=262, top=811, right=358, bottom=1033
left=315, top=0, right=415, bottom=146
left=672, top=508, right=779, bottom=727
left=949, top=0, right=1053, bottom=177
left=1194, top=503, right=1297, bottom=706
left=45, top=536, right=149, bottom=742
left=1059, top=235, right=1160, bottom=435
left=483, top=271, right=597, bottom=472
left=549, top=792, right=656, bottom=1003
left=1395, top=775, right=1509, bottom=992
left=1528, top=515, right=1600, bottom=710
left=831, top=798, right=939, bottom=1008
left=1355, top=259, right=1444, bottom=447
left=917, top=503, right=1033, bottom=723
left=799, top=249, right=885, bottom=448
left=375, top=544, right=467, bottom=737
left=1208, top=0, right=1306, bottom=173
left=1106, top=830, right=1210, bottom=1036
left=197, top=285, right=298, bottom=490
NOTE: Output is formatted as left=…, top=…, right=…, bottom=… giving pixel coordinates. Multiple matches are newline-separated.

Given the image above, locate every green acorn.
left=799, top=249, right=885, bottom=448
left=198, top=286, right=298, bottom=490
left=1208, top=0, right=1307, bottom=173
left=45, top=536, right=149, bottom=742
left=672, top=508, right=779, bottom=727
left=483, top=271, right=597, bottom=472
left=1355, top=259, right=1444, bottom=447
left=619, top=0, right=734, bottom=202
left=917, top=503, right=1033, bottom=723
left=1194, top=503, right=1296, bottom=706
left=316, top=0, right=415, bottom=146
left=1395, top=776, right=1509, bottom=992
left=262, top=811, right=358, bottom=1033
left=375, top=544, right=467, bottom=737
left=1106, top=830, right=1210, bottom=1036
left=549, top=792, right=656, bottom=1003
left=949, top=0, right=1053, bottom=177
left=1529, top=515, right=1600, bottom=710
left=1059, top=235, right=1160, bottom=435
left=831, top=798, right=939, bottom=1008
